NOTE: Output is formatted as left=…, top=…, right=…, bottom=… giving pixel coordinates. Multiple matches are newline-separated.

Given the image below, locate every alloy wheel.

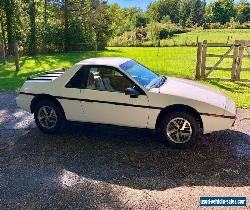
left=166, top=117, right=193, bottom=144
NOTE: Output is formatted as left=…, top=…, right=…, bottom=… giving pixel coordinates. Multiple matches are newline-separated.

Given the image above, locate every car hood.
left=158, top=77, right=227, bottom=109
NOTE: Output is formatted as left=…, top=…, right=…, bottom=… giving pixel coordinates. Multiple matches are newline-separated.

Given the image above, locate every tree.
left=0, top=2, right=7, bottom=51
left=132, top=12, right=148, bottom=28
left=205, top=0, right=236, bottom=24
left=236, top=0, right=250, bottom=23
left=179, top=0, right=206, bottom=26
left=147, top=0, right=181, bottom=23
left=189, top=0, right=206, bottom=26
left=123, top=7, right=145, bottom=30
left=147, top=1, right=161, bottom=22
left=63, top=0, right=70, bottom=52
left=179, top=0, right=192, bottom=26
left=89, top=1, right=113, bottom=49
left=3, top=0, right=15, bottom=55
left=28, top=0, right=37, bottom=55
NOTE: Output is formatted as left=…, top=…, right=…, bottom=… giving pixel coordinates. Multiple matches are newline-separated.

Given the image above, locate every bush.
left=147, top=22, right=185, bottom=40
left=242, top=21, right=250, bottom=28
left=108, top=31, right=146, bottom=47
left=205, top=22, right=224, bottom=29
left=204, top=19, right=248, bottom=29
left=227, top=18, right=242, bottom=29
left=108, top=22, right=187, bottom=47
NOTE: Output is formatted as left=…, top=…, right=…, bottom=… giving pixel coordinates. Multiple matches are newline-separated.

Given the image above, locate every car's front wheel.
left=34, top=100, right=65, bottom=134
left=159, top=111, right=201, bottom=149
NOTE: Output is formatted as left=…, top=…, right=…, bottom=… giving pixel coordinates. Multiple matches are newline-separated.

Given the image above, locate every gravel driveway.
left=0, top=92, right=249, bottom=210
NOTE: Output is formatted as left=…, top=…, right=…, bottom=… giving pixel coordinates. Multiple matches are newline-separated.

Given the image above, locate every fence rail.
left=196, top=40, right=250, bottom=82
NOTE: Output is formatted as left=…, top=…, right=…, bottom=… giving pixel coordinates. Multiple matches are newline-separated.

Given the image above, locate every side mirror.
left=125, top=87, right=139, bottom=98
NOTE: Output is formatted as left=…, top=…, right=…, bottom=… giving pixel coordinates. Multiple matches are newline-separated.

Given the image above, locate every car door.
left=58, top=66, right=88, bottom=122
left=78, top=65, right=149, bottom=128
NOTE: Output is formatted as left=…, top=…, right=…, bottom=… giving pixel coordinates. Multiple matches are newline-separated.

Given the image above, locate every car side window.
left=86, top=66, right=134, bottom=93
left=65, top=66, right=88, bottom=89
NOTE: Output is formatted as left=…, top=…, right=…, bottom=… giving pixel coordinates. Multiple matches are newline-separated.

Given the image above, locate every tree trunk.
left=64, top=0, right=70, bottom=52
left=28, top=0, right=37, bottom=55
left=4, top=0, right=14, bottom=55
left=0, top=15, right=6, bottom=65
left=14, top=40, right=20, bottom=72
left=42, top=0, right=47, bottom=53
left=0, top=12, right=7, bottom=53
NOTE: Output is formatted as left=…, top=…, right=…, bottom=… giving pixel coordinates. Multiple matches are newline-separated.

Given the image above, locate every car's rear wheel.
left=34, top=100, right=65, bottom=134
left=159, top=111, right=200, bottom=149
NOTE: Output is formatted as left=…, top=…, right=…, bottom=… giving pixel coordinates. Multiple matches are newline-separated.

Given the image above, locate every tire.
left=159, top=111, right=201, bottom=149
left=34, top=100, right=65, bottom=134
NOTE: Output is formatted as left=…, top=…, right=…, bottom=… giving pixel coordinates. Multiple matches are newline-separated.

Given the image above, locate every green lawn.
left=0, top=47, right=249, bottom=108
left=159, top=29, right=250, bottom=46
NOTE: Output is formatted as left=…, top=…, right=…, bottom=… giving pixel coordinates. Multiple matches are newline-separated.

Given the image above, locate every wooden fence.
left=196, top=40, right=250, bottom=82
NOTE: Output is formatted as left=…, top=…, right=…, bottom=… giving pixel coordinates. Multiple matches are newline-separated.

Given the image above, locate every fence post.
left=231, top=40, right=239, bottom=81
left=236, top=45, right=244, bottom=81
left=201, top=40, right=207, bottom=79
left=14, top=40, right=20, bottom=72
left=195, top=42, right=202, bottom=80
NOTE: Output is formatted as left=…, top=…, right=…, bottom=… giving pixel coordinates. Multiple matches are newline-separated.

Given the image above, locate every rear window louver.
left=27, top=68, right=66, bottom=81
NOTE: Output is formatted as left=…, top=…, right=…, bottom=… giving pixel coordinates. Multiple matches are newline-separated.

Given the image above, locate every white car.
left=16, top=57, right=236, bottom=148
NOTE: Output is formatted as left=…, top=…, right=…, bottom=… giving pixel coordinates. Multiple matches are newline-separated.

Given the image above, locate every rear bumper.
left=16, top=93, right=34, bottom=113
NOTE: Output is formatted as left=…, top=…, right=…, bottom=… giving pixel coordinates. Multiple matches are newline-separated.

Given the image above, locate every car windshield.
left=120, top=60, right=166, bottom=90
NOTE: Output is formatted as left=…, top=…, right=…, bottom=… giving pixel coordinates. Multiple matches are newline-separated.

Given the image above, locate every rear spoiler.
left=27, top=68, right=66, bottom=81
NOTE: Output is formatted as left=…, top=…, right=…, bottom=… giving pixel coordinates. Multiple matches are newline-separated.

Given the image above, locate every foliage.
left=235, top=0, right=250, bottom=23
left=147, top=0, right=181, bottom=23
left=0, top=0, right=116, bottom=55
left=108, top=30, right=146, bottom=47
left=1, top=0, right=250, bottom=53
left=148, top=22, right=185, bottom=40
left=205, top=0, right=236, bottom=24
left=179, top=0, right=206, bottom=27
left=108, top=22, right=185, bottom=47
left=109, top=29, right=250, bottom=47
left=109, top=0, right=250, bottom=47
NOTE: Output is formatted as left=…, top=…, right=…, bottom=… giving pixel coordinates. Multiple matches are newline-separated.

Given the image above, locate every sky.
left=108, top=0, right=156, bottom=10
left=108, top=0, right=229, bottom=10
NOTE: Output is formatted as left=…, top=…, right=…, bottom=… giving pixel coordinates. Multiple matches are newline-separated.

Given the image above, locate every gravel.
left=0, top=91, right=249, bottom=210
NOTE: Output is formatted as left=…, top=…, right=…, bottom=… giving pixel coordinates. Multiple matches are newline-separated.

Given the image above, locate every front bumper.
left=201, top=114, right=236, bottom=134
left=225, top=98, right=237, bottom=118
left=201, top=98, right=237, bottom=134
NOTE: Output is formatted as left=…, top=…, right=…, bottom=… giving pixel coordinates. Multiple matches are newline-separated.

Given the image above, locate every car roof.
left=77, top=57, right=131, bottom=68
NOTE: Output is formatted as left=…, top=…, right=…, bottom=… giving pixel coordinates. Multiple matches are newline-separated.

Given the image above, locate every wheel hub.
left=166, top=117, right=192, bottom=144
left=38, top=106, right=58, bottom=129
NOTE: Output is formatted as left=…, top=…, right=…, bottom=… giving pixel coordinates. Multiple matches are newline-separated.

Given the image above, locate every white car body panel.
left=78, top=89, right=149, bottom=127
left=16, top=57, right=236, bottom=134
left=160, top=77, right=227, bottom=113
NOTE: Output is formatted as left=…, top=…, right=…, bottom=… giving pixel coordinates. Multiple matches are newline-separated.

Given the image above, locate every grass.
left=160, top=29, right=250, bottom=46
left=0, top=47, right=249, bottom=108
left=110, top=29, right=250, bottom=47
